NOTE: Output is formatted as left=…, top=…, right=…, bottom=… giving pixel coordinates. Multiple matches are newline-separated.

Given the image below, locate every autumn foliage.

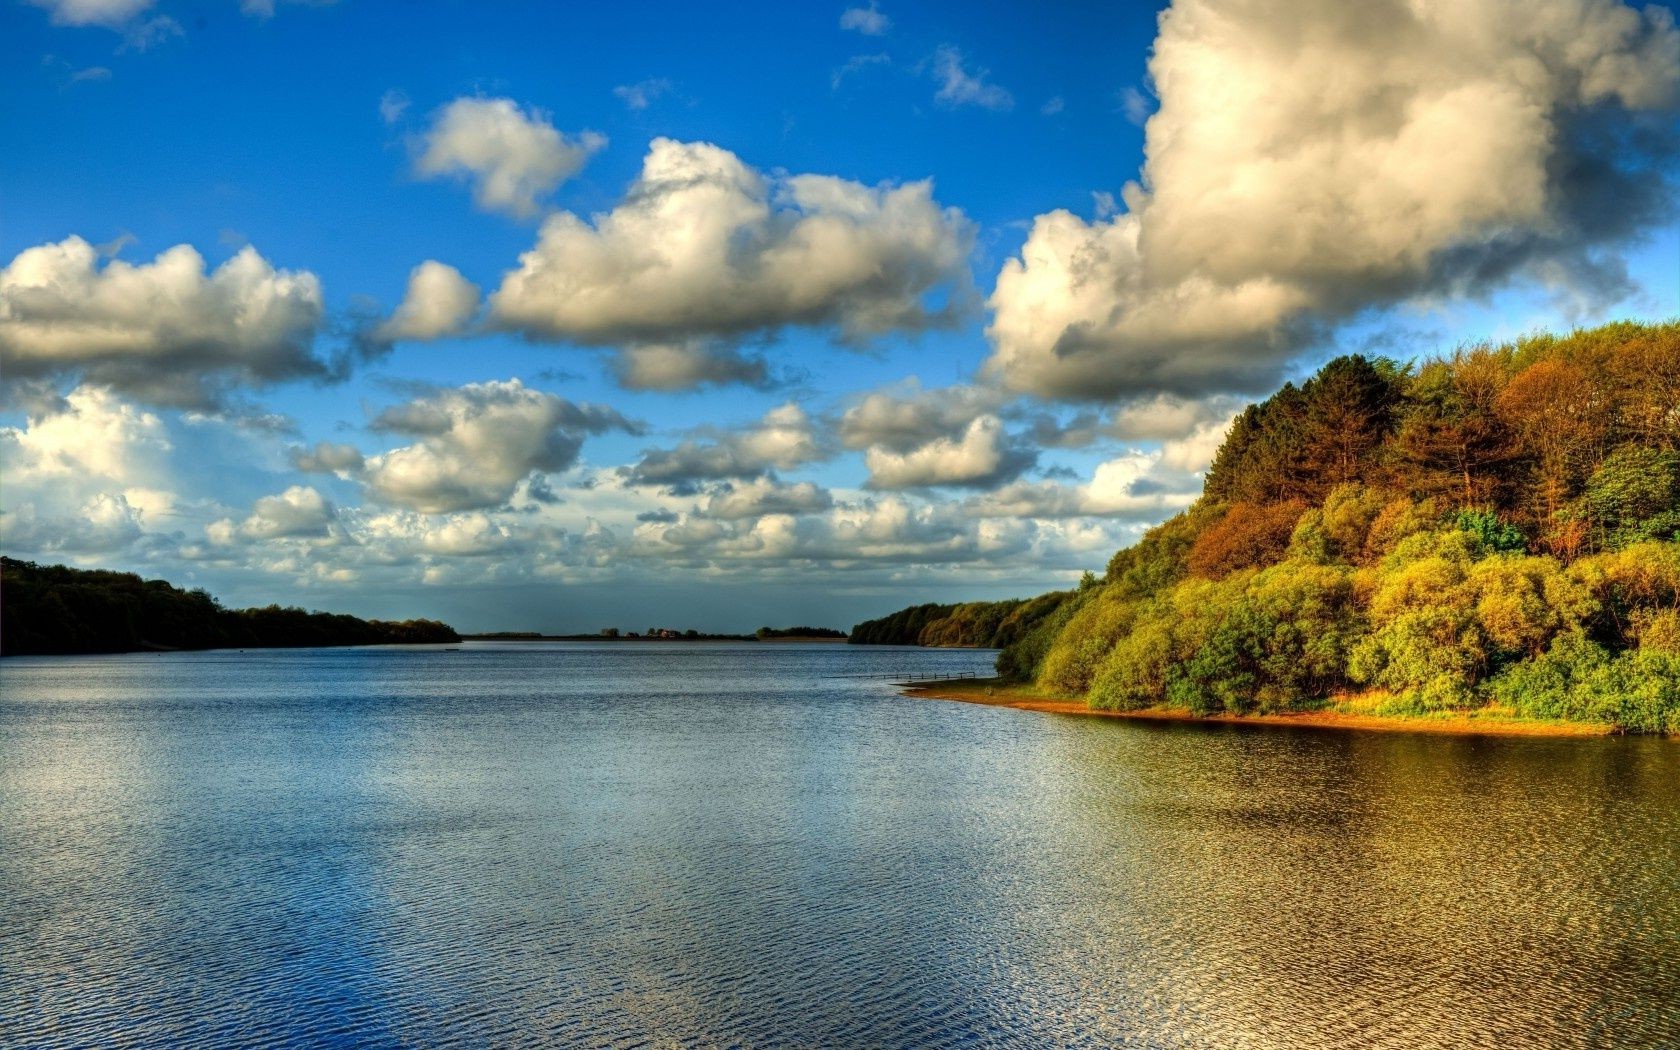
left=1001, top=321, right=1680, bottom=732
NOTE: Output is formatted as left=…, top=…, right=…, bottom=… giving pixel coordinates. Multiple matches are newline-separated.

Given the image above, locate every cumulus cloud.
left=216, top=485, right=338, bottom=541
left=610, top=342, right=773, bottom=391
left=929, top=46, right=1013, bottom=110
left=377, top=260, right=480, bottom=342
left=290, top=440, right=365, bottom=477
left=700, top=477, right=834, bottom=520
left=840, top=2, right=889, bottom=35
left=962, top=450, right=1202, bottom=520
left=625, top=403, right=824, bottom=487
left=985, top=0, right=1680, bottom=400
left=1108, top=393, right=1243, bottom=441
left=26, top=0, right=150, bottom=27
left=488, top=138, right=975, bottom=348
left=837, top=380, right=1003, bottom=452
left=0, top=237, right=328, bottom=406
left=415, top=98, right=606, bottom=219
left=0, top=384, right=171, bottom=483
left=864, top=415, right=1035, bottom=489
left=363, top=379, right=637, bottom=513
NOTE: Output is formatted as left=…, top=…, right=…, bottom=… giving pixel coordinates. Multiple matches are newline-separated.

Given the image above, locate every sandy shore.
left=900, top=679, right=1616, bottom=738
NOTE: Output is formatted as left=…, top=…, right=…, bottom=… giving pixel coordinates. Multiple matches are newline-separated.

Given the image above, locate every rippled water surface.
left=4, top=642, right=1679, bottom=1048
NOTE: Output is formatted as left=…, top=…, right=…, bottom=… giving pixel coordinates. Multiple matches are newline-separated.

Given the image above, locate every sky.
left=2, top=0, right=1678, bottom=633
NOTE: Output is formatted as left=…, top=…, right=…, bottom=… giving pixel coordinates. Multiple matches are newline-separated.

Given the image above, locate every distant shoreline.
left=900, top=678, right=1625, bottom=738
left=461, top=634, right=849, bottom=644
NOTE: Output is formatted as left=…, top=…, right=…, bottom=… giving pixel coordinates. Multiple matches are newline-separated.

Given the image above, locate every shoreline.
left=900, top=679, right=1619, bottom=738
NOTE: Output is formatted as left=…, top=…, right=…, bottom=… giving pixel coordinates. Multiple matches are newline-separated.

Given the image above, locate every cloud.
left=1118, top=85, right=1150, bottom=125
left=488, top=138, right=975, bottom=348
left=863, top=415, right=1036, bottom=489
left=930, top=46, right=1013, bottom=110
left=0, top=237, right=328, bottom=406
left=240, top=0, right=337, bottom=19
left=837, top=380, right=1003, bottom=452
left=363, top=379, right=637, bottom=513
left=625, top=403, right=823, bottom=487
left=1041, top=96, right=1065, bottom=116
left=1108, top=393, right=1243, bottom=441
left=840, top=2, right=889, bottom=35
left=985, top=0, right=1680, bottom=401
left=610, top=342, right=772, bottom=391
left=700, top=477, right=834, bottom=520
left=379, top=89, right=410, bottom=124
left=613, top=78, right=674, bottom=110
left=0, top=384, right=171, bottom=484
left=290, top=440, right=365, bottom=477
left=415, top=98, right=606, bottom=219
left=962, top=450, right=1202, bottom=520
left=226, top=485, right=338, bottom=541
left=377, top=260, right=480, bottom=342
left=832, top=52, right=891, bottom=90
left=26, top=0, right=151, bottom=28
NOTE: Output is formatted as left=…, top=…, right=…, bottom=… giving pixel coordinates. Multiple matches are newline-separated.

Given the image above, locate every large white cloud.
left=0, top=237, right=327, bottom=405
left=863, top=415, right=1035, bottom=489
left=625, top=403, right=825, bottom=487
left=985, top=0, right=1680, bottom=399
left=700, top=477, right=834, bottom=520
left=362, top=379, right=636, bottom=513
left=415, top=98, right=605, bottom=219
left=489, top=138, right=976, bottom=349
left=837, top=381, right=1005, bottom=452
left=377, top=260, right=480, bottom=342
left=610, top=341, right=771, bottom=391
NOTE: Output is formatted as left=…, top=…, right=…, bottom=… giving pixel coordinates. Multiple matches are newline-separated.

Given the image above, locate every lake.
left=3, top=641, right=1678, bottom=1048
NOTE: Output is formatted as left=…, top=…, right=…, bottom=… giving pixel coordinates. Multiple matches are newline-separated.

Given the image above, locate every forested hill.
left=0, top=558, right=460, bottom=656
left=905, top=321, right=1679, bottom=732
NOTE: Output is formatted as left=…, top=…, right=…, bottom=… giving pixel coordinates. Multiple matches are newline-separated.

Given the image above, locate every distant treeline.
left=848, top=593, right=1073, bottom=670
left=756, top=625, right=846, bottom=639
left=1, top=558, right=460, bottom=656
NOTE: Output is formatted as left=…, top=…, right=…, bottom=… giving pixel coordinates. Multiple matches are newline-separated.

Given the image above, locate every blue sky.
left=3, top=0, right=1677, bottom=632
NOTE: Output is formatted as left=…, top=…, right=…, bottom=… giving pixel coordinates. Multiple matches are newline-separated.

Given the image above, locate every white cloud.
left=863, top=415, right=1035, bottom=489
left=962, top=450, right=1202, bottom=520
left=379, top=89, right=410, bottom=124
left=415, top=98, right=606, bottom=219
left=230, top=485, right=338, bottom=541
left=840, top=2, right=889, bottom=35
left=930, top=46, right=1013, bottom=110
left=0, top=236, right=327, bottom=406
left=610, top=342, right=770, bottom=391
left=377, top=260, right=480, bottom=342
left=241, top=0, right=338, bottom=19
left=1118, top=85, right=1150, bottom=125
left=1108, top=393, right=1243, bottom=441
left=488, top=138, right=975, bottom=347
left=613, top=78, right=674, bottom=110
left=701, top=477, right=834, bottom=520
left=363, top=379, right=636, bottom=513
left=0, top=385, right=171, bottom=483
left=26, top=0, right=152, bottom=28
left=626, top=403, right=824, bottom=487
left=832, top=53, right=891, bottom=90
left=290, top=441, right=364, bottom=477
left=837, top=380, right=1003, bottom=452
left=985, top=0, right=1680, bottom=400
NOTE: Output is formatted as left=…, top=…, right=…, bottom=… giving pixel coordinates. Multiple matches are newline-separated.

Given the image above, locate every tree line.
left=0, top=558, right=460, bottom=656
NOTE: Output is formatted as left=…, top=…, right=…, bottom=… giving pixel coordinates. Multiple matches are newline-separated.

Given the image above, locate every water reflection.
left=2, top=643, right=1676, bottom=1047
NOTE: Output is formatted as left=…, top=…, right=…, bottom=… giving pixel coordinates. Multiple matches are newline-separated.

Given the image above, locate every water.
left=3, top=642, right=1678, bottom=1048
